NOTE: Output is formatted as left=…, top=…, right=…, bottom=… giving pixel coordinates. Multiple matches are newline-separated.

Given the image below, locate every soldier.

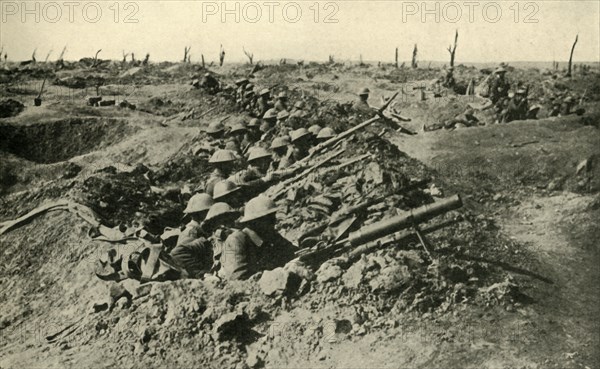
left=316, top=127, right=336, bottom=143
left=205, top=149, right=238, bottom=196
left=270, top=135, right=293, bottom=170
left=242, top=90, right=256, bottom=112
left=235, top=78, right=249, bottom=100
left=200, top=72, right=220, bottom=94
left=169, top=193, right=214, bottom=278
left=206, top=121, right=226, bottom=142
left=489, top=67, right=510, bottom=104
left=354, top=87, right=371, bottom=112
left=291, top=101, right=308, bottom=118
left=442, top=66, right=456, bottom=88
left=276, top=110, right=291, bottom=135
left=202, top=202, right=241, bottom=274
left=218, top=195, right=297, bottom=280
left=229, top=147, right=279, bottom=197
left=256, top=88, right=273, bottom=117
left=290, top=128, right=313, bottom=161
left=274, top=92, right=289, bottom=112
left=259, top=108, right=279, bottom=143
left=227, top=121, right=248, bottom=154
left=308, top=124, right=323, bottom=146
left=503, top=88, right=528, bottom=123
left=212, top=180, right=244, bottom=209
left=241, top=118, right=262, bottom=153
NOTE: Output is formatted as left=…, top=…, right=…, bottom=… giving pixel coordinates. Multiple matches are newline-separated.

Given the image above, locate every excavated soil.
left=0, top=61, right=598, bottom=369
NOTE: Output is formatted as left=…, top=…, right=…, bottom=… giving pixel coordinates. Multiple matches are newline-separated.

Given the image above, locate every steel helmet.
left=240, top=195, right=278, bottom=222
left=259, top=88, right=270, bottom=96
left=317, top=127, right=336, bottom=140
left=209, top=149, right=237, bottom=163
left=248, top=118, right=261, bottom=128
left=290, top=128, right=311, bottom=142
left=229, top=122, right=247, bottom=134
left=263, top=108, right=278, bottom=120
left=206, top=121, right=225, bottom=134
left=271, top=136, right=291, bottom=149
left=245, top=90, right=255, bottom=97
left=213, top=180, right=241, bottom=200
left=277, top=92, right=288, bottom=99
left=235, top=78, right=249, bottom=85
left=205, top=202, right=237, bottom=221
left=247, top=147, right=272, bottom=162
left=245, top=83, right=254, bottom=91
left=184, top=193, right=214, bottom=214
left=308, top=124, right=322, bottom=136
left=294, top=101, right=306, bottom=109
left=494, top=67, right=507, bottom=74
left=277, top=110, right=290, bottom=120
left=358, top=87, right=370, bottom=96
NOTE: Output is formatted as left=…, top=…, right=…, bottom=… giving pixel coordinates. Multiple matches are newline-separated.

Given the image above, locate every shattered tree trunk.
left=201, top=54, right=205, bottom=68
left=243, top=47, right=254, bottom=65
left=447, top=30, right=458, bottom=67
left=219, top=45, right=225, bottom=67
left=183, top=46, right=191, bottom=63
left=566, top=34, right=578, bottom=77
left=411, top=44, right=418, bottom=69
left=91, top=49, right=102, bottom=68
left=31, top=49, right=37, bottom=63
left=44, top=50, right=52, bottom=63
left=395, top=47, right=398, bottom=68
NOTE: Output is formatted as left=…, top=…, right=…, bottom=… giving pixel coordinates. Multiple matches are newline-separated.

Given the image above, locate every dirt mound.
left=0, top=118, right=137, bottom=164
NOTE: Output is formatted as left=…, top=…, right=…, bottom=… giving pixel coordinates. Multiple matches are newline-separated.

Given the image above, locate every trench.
left=0, top=118, right=136, bottom=164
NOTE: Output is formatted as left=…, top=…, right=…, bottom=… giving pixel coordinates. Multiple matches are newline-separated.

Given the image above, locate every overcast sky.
left=1, top=0, right=599, bottom=63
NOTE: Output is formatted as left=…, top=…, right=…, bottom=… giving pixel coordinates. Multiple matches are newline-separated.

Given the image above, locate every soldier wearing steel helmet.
left=202, top=202, right=241, bottom=274
left=205, top=149, right=238, bottom=196
left=256, top=88, right=273, bottom=117
left=212, top=180, right=244, bottom=209
left=218, top=195, right=297, bottom=280
left=200, top=72, right=220, bottom=95
left=270, top=135, right=293, bottom=170
left=259, top=108, right=279, bottom=143
left=289, top=128, right=313, bottom=162
left=169, top=193, right=214, bottom=278
left=489, top=67, right=510, bottom=105
left=226, top=120, right=248, bottom=154
left=235, top=78, right=249, bottom=103
left=316, top=126, right=336, bottom=143
left=274, top=92, right=289, bottom=112
left=229, top=147, right=281, bottom=197
left=354, top=87, right=372, bottom=113
left=205, top=121, right=226, bottom=149
left=291, top=100, right=308, bottom=118
left=503, top=86, right=529, bottom=123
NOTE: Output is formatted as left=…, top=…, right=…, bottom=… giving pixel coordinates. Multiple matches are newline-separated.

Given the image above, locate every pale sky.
left=1, top=0, right=599, bottom=63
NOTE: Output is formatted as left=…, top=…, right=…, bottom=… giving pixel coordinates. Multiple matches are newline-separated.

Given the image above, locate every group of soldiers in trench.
left=169, top=76, right=369, bottom=281
left=165, top=67, right=586, bottom=281
left=429, top=66, right=585, bottom=130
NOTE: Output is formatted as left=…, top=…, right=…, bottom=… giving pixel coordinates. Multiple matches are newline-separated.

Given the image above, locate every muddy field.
left=0, top=60, right=599, bottom=368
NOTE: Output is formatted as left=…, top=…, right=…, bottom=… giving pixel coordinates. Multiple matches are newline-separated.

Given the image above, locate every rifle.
left=295, top=195, right=462, bottom=265
left=298, top=196, right=385, bottom=246
left=302, top=116, right=380, bottom=164
left=297, top=93, right=398, bottom=164
left=271, top=149, right=346, bottom=199
left=272, top=152, right=371, bottom=200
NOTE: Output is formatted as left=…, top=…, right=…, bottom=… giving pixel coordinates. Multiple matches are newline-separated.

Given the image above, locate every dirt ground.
left=1, top=62, right=599, bottom=368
